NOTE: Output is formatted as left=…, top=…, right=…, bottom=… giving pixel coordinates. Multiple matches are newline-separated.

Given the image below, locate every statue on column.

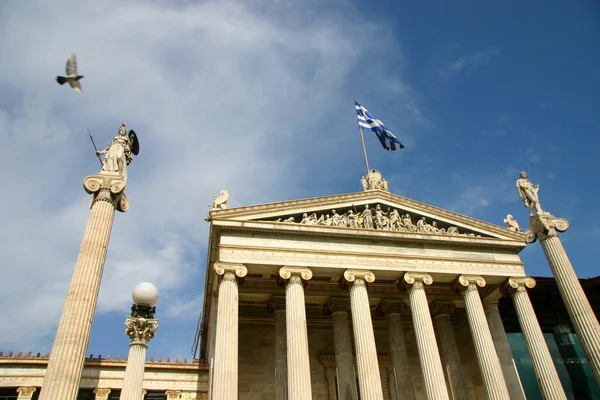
left=96, top=123, right=140, bottom=181
left=516, top=171, right=544, bottom=216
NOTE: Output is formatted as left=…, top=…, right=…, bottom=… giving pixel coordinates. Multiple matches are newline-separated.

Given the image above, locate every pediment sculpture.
left=269, top=203, right=482, bottom=237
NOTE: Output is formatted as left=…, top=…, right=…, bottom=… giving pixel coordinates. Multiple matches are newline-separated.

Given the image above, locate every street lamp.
left=120, top=282, right=159, bottom=400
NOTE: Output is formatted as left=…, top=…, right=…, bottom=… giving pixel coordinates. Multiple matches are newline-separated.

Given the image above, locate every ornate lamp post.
left=120, top=282, right=159, bottom=400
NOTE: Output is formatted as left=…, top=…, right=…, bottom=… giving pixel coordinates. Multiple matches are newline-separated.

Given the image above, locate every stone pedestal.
left=453, top=275, right=509, bottom=400
left=279, top=267, right=313, bottom=400
left=483, top=302, right=526, bottom=400
left=267, top=296, right=288, bottom=400
left=17, top=387, right=37, bottom=400
left=430, top=301, right=470, bottom=400
left=211, top=263, right=248, bottom=400
left=376, top=300, right=415, bottom=400
left=502, top=277, right=567, bottom=399
left=325, top=297, right=359, bottom=400
left=343, top=270, right=383, bottom=400
left=527, top=214, right=600, bottom=384
left=39, top=173, right=128, bottom=400
left=400, top=272, right=449, bottom=400
left=120, top=317, right=159, bottom=400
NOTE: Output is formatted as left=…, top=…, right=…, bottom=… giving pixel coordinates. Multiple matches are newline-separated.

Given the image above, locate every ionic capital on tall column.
left=83, top=173, right=129, bottom=212
left=453, top=274, right=510, bottom=400
left=525, top=213, right=569, bottom=243
left=93, top=388, right=111, bottom=400
left=279, top=266, right=313, bottom=286
left=17, top=387, right=37, bottom=400
left=376, top=299, right=409, bottom=317
left=343, top=269, right=376, bottom=286
left=324, top=296, right=351, bottom=315
left=430, top=300, right=456, bottom=318
left=399, top=272, right=433, bottom=291
left=125, top=316, right=159, bottom=347
left=500, top=277, right=568, bottom=400
left=214, top=262, right=248, bottom=281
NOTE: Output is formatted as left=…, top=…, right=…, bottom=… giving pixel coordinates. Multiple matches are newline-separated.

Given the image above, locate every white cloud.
left=0, top=0, right=419, bottom=354
left=439, top=48, right=500, bottom=80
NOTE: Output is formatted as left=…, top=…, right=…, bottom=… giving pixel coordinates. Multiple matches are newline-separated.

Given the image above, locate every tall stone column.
left=453, top=275, right=509, bottom=400
left=325, top=297, right=359, bottom=400
left=430, top=301, right=470, bottom=400
left=501, top=277, right=567, bottom=399
left=400, top=272, right=449, bottom=400
left=267, top=296, right=288, bottom=400
left=120, top=316, right=159, bottom=400
left=211, top=263, right=248, bottom=400
left=39, top=173, right=128, bottom=400
left=343, top=269, right=383, bottom=400
left=279, top=267, right=313, bottom=400
left=16, top=387, right=37, bottom=400
left=483, top=301, right=526, bottom=400
left=376, top=300, right=415, bottom=400
left=527, top=213, right=600, bottom=384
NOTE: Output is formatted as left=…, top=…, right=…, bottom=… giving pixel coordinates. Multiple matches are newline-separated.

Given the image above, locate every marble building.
left=1, top=169, right=599, bottom=399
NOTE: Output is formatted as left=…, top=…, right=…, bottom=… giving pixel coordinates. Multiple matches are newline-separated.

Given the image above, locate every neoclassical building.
left=1, top=170, right=599, bottom=399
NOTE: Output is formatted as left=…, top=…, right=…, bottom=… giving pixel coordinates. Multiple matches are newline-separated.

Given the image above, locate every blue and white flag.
left=355, top=100, right=404, bottom=151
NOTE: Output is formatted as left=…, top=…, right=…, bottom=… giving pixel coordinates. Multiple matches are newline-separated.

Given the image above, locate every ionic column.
left=453, top=275, right=509, bottom=400
left=39, top=174, right=128, bottom=400
left=376, top=300, right=415, bottom=400
left=399, top=272, right=449, bottom=400
left=527, top=214, right=600, bottom=384
left=501, top=277, right=567, bottom=399
left=17, top=387, right=37, bottom=400
left=267, top=296, right=288, bottom=400
left=279, top=267, right=313, bottom=400
left=325, top=297, right=359, bottom=400
left=93, top=388, right=111, bottom=400
left=211, top=263, right=248, bottom=400
left=430, top=301, right=470, bottom=400
left=482, top=301, right=526, bottom=400
left=343, top=270, right=383, bottom=400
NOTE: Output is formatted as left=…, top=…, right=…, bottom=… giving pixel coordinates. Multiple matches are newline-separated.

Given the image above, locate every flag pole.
left=355, top=98, right=370, bottom=173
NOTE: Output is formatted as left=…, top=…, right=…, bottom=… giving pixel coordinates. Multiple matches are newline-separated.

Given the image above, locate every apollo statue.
left=96, top=122, right=140, bottom=181
left=516, top=171, right=543, bottom=216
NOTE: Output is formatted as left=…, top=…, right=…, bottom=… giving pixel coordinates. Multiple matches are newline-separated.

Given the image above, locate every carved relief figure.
left=504, top=214, right=520, bottom=232
left=389, top=208, right=400, bottom=231
left=516, top=171, right=544, bottom=215
left=361, top=205, right=374, bottom=229
left=374, top=204, right=389, bottom=230
left=347, top=210, right=360, bottom=228
left=361, top=176, right=368, bottom=191
left=331, top=210, right=342, bottom=227
left=96, top=123, right=138, bottom=181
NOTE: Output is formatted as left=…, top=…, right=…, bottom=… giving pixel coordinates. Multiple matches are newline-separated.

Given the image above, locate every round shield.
left=128, top=129, right=140, bottom=155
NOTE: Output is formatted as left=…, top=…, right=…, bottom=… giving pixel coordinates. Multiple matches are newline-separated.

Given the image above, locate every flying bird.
left=56, top=53, right=84, bottom=93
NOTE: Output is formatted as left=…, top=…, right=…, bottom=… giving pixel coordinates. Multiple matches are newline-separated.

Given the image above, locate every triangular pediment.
left=207, top=190, right=526, bottom=241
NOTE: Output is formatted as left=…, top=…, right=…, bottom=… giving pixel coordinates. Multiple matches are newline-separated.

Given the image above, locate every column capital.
left=500, top=276, right=536, bottom=295
left=125, top=316, right=159, bottom=346
left=451, top=274, right=486, bottom=294
left=279, top=266, right=313, bottom=281
left=93, top=388, right=111, bottom=399
left=83, top=173, right=129, bottom=212
left=17, top=387, right=37, bottom=398
left=398, top=272, right=433, bottom=291
left=339, top=269, right=375, bottom=290
left=376, top=299, right=409, bottom=317
left=525, top=213, right=569, bottom=243
left=165, top=390, right=182, bottom=400
left=430, top=300, right=457, bottom=318
left=266, top=295, right=286, bottom=313
left=324, top=297, right=351, bottom=315
left=214, top=262, right=248, bottom=278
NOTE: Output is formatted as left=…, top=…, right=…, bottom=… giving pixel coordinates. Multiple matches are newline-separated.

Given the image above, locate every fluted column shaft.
left=378, top=301, right=415, bottom=400
left=121, top=342, right=148, bottom=400
left=280, top=267, right=313, bottom=400
left=539, top=232, right=600, bottom=384
left=212, top=263, right=247, bottom=400
left=327, top=298, right=359, bottom=400
left=483, top=303, right=526, bottom=400
left=39, top=175, right=126, bottom=400
left=503, top=277, right=567, bottom=399
left=454, top=275, right=509, bottom=400
left=402, top=273, right=449, bottom=400
left=344, top=270, right=383, bottom=400
left=431, top=303, right=470, bottom=400
left=268, top=296, right=288, bottom=400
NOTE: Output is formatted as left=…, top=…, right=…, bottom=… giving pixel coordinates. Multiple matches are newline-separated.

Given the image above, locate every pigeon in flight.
left=56, top=53, right=84, bottom=93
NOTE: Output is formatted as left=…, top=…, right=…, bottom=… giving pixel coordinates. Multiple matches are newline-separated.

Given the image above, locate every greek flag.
left=355, top=100, right=404, bottom=151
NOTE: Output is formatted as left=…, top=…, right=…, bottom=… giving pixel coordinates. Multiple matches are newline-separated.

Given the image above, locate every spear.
left=87, top=129, right=103, bottom=166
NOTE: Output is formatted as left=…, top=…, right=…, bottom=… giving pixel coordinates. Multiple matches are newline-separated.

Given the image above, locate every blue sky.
left=0, top=0, right=598, bottom=360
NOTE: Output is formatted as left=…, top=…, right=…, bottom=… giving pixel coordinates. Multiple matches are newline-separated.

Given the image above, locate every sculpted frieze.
left=267, top=203, right=483, bottom=237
